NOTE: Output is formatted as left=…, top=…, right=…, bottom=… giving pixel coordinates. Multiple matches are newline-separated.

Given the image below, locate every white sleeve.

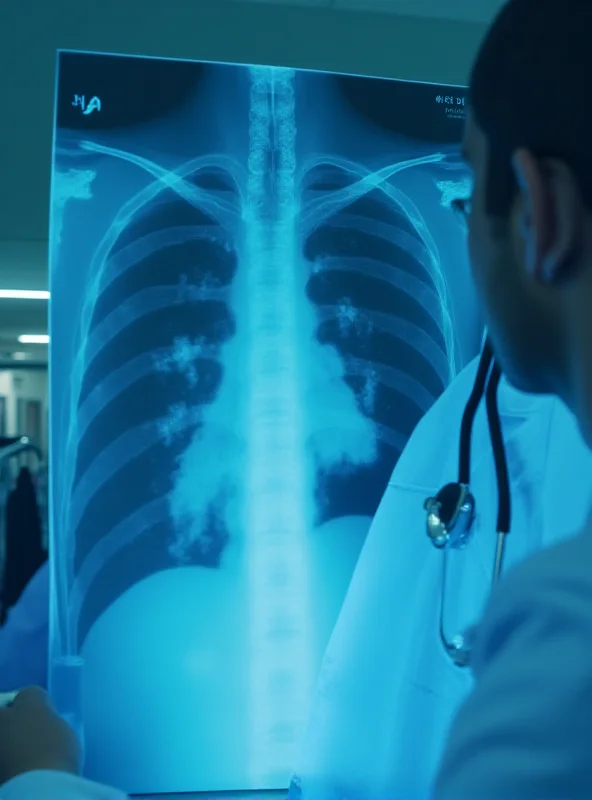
left=0, top=771, right=128, bottom=799
left=433, top=532, right=592, bottom=800
left=0, top=563, right=49, bottom=691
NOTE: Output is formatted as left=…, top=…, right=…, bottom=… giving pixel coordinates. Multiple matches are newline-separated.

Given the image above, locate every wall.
left=0, top=368, right=48, bottom=456
left=0, top=0, right=487, bottom=264
left=0, top=371, right=14, bottom=435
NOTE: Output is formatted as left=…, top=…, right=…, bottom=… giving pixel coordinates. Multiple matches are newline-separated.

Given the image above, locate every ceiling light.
left=11, top=352, right=28, bottom=361
left=0, top=290, right=50, bottom=300
left=18, top=335, right=49, bottom=345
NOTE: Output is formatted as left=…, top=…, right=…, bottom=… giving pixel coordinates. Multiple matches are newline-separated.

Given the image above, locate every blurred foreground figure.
left=0, top=687, right=125, bottom=799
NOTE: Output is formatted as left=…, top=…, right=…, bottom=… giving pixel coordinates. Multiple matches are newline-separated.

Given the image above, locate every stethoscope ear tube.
left=484, top=360, right=511, bottom=584
left=458, top=339, right=494, bottom=485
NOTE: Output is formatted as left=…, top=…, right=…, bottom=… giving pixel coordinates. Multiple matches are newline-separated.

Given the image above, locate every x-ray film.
left=49, top=51, right=479, bottom=795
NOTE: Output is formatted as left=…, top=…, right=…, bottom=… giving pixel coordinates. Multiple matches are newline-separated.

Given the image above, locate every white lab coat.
left=0, top=563, right=49, bottom=692
left=4, top=357, right=592, bottom=799
left=290, top=355, right=592, bottom=799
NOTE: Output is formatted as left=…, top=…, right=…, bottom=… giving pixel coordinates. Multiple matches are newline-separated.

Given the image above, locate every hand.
left=0, top=686, right=82, bottom=785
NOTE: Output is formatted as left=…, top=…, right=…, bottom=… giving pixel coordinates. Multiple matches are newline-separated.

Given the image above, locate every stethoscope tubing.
left=438, top=342, right=512, bottom=667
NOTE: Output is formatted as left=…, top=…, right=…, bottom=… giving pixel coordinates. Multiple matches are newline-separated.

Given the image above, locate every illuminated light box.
left=49, top=51, right=480, bottom=796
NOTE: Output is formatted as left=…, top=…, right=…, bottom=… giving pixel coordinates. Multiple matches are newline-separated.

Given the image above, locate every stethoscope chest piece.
left=424, top=482, right=476, bottom=550
left=444, top=626, right=477, bottom=668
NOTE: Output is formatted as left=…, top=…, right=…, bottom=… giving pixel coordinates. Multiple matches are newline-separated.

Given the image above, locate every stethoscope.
left=424, top=339, right=512, bottom=668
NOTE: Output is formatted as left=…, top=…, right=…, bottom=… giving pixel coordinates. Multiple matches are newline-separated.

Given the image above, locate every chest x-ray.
left=49, top=51, right=481, bottom=796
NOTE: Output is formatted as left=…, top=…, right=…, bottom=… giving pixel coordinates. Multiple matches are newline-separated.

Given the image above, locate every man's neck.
left=565, top=274, right=592, bottom=450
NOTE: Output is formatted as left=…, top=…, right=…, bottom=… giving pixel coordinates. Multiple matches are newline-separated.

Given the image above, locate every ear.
left=511, top=149, right=552, bottom=281
left=512, top=149, right=582, bottom=283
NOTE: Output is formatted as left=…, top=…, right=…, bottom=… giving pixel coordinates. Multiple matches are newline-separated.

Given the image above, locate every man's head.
left=464, top=0, right=592, bottom=437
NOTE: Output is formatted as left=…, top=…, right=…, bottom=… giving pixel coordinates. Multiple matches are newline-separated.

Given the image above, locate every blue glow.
left=49, top=54, right=479, bottom=795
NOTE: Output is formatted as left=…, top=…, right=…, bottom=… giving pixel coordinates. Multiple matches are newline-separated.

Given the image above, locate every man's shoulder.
left=502, top=522, right=592, bottom=594
left=473, top=523, right=592, bottom=673
left=435, top=522, right=592, bottom=799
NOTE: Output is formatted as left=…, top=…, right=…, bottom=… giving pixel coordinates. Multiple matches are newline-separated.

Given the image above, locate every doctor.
left=3, top=0, right=592, bottom=795
left=434, top=0, right=592, bottom=791
left=290, top=343, right=592, bottom=799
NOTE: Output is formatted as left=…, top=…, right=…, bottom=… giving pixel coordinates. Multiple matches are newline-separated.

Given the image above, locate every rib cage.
left=54, top=71, right=460, bottom=660
left=49, top=60, right=474, bottom=795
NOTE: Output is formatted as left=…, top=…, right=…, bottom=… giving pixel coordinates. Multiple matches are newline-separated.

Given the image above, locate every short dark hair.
left=470, top=0, right=592, bottom=215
